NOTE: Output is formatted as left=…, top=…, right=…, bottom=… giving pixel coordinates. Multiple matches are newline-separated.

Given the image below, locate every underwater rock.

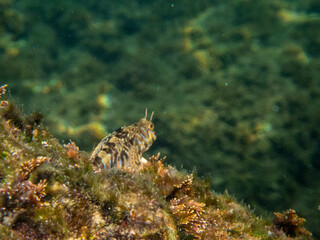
left=0, top=85, right=313, bottom=239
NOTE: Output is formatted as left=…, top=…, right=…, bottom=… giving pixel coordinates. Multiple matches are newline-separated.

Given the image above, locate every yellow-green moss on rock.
left=0, top=85, right=312, bottom=239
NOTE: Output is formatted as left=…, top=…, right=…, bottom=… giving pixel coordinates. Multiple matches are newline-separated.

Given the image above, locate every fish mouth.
left=148, top=130, right=156, bottom=142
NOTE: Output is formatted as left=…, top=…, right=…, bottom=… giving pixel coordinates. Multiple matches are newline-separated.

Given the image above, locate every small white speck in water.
left=272, top=104, right=280, bottom=112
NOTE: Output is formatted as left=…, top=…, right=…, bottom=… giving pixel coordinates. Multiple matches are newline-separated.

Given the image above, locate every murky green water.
left=1, top=0, right=319, bottom=237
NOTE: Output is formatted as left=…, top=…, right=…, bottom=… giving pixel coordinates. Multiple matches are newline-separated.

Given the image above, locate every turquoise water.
left=1, top=0, right=320, bottom=237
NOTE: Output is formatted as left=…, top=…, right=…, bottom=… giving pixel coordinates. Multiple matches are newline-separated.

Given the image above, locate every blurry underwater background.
left=1, top=0, right=319, bottom=237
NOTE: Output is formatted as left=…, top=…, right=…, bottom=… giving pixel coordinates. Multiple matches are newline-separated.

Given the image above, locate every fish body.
left=90, top=110, right=156, bottom=171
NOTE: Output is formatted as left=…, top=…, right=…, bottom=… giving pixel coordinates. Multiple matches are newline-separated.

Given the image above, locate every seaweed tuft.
left=272, top=209, right=312, bottom=239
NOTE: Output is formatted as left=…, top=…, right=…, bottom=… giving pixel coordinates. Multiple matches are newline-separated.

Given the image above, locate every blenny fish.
left=89, top=109, right=156, bottom=171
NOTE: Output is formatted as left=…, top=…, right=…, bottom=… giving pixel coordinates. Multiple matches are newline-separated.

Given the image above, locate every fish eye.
left=149, top=123, right=154, bottom=130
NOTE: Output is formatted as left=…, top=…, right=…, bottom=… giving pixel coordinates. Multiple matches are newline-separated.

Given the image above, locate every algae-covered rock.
left=0, top=85, right=312, bottom=239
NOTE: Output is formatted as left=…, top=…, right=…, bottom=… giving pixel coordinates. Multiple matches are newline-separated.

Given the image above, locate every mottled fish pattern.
left=89, top=110, right=156, bottom=171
